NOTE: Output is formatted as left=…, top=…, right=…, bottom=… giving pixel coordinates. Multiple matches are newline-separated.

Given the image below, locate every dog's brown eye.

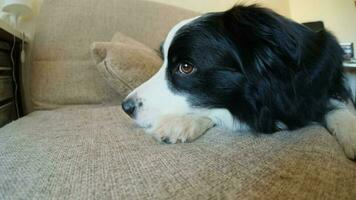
left=178, top=63, right=195, bottom=74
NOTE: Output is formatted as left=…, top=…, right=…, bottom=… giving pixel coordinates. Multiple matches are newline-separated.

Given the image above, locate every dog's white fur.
left=149, top=114, right=215, bottom=143
left=127, top=18, right=356, bottom=160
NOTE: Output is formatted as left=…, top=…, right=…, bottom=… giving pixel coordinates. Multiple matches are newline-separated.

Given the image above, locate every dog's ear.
left=223, top=5, right=312, bottom=65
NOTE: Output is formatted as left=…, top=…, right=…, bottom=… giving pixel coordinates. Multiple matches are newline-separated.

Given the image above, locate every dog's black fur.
left=162, top=5, right=352, bottom=133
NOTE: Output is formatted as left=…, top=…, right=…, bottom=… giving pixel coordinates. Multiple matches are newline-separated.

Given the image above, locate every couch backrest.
left=26, top=0, right=198, bottom=112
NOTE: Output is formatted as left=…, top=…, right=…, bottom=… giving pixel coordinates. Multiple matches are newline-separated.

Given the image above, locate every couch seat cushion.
left=0, top=105, right=355, bottom=199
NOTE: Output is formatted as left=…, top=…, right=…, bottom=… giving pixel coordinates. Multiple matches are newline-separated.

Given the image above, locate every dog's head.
left=122, top=5, right=321, bottom=132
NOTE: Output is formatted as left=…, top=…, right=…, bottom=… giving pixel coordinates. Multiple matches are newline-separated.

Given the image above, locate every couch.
left=1, top=0, right=355, bottom=199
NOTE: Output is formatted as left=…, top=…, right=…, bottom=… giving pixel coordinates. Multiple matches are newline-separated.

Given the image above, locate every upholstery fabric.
left=29, top=0, right=198, bottom=111
left=91, top=32, right=161, bottom=98
left=31, top=60, right=120, bottom=110
left=0, top=105, right=355, bottom=199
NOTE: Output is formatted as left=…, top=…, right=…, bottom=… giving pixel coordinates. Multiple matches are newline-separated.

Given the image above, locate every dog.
left=122, top=5, right=356, bottom=160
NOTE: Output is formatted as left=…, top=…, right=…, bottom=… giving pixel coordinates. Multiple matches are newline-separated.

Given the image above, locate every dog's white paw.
left=148, top=114, right=215, bottom=144
left=326, top=108, right=356, bottom=160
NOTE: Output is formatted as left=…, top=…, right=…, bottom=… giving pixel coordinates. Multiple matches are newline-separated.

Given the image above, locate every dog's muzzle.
left=122, top=98, right=136, bottom=117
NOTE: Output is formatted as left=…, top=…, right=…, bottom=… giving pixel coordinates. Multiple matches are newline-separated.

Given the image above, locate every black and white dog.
left=122, top=5, right=356, bottom=159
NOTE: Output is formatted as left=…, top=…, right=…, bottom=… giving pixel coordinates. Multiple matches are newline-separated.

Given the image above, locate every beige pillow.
left=91, top=33, right=162, bottom=97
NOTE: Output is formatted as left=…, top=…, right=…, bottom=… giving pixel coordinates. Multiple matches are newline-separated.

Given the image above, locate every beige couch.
left=1, top=0, right=355, bottom=199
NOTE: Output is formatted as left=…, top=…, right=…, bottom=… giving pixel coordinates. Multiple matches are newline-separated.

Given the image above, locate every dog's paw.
left=326, top=109, right=356, bottom=160
left=148, top=114, right=215, bottom=144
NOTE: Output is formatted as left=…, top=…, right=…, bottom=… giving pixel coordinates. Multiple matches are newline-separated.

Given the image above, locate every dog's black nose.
left=122, top=99, right=136, bottom=117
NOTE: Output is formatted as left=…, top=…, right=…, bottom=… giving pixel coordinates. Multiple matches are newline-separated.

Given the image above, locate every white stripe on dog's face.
left=124, top=18, right=198, bottom=129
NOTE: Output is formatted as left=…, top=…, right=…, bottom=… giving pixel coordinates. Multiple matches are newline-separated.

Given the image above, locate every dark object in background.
left=340, top=43, right=354, bottom=60
left=302, top=21, right=325, bottom=32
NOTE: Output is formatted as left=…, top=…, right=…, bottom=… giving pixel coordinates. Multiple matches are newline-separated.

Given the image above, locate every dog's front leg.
left=148, top=114, right=215, bottom=144
left=326, top=101, right=356, bottom=160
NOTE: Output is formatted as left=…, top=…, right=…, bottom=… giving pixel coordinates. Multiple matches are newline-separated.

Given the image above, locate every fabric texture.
left=30, top=60, right=120, bottom=110
left=91, top=32, right=161, bottom=97
left=0, top=105, right=355, bottom=199
left=28, top=0, right=198, bottom=111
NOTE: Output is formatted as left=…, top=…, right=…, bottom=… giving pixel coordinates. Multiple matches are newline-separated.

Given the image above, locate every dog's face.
left=122, top=14, right=246, bottom=130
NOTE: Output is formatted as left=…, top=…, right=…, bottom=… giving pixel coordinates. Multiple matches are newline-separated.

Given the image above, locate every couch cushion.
left=91, top=32, right=162, bottom=98
left=27, top=0, right=198, bottom=111
left=0, top=105, right=355, bottom=199
left=31, top=60, right=120, bottom=109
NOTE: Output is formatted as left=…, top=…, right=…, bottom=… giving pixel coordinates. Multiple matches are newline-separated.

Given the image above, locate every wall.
left=148, top=0, right=290, bottom=16
left=289, top=0, right=356, bottom=48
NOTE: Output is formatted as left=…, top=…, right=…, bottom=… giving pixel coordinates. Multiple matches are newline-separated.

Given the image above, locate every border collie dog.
left=122, top=5, right=356, bottom=160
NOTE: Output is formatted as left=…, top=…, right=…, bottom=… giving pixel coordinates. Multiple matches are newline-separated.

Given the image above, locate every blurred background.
left=151, top=0, right=356, bottom=47
left=0, top=0, right=354, bottom=53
